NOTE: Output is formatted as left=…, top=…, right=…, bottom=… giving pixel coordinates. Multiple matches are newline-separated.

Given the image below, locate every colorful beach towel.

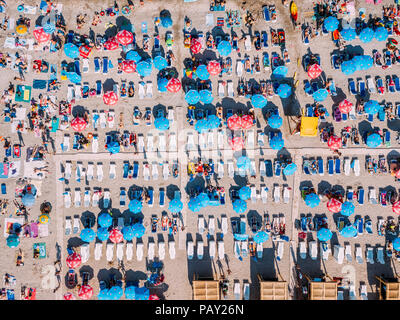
left=33, top=243, right=46, bottom=259
left=0, top=163, right=9, bottom=178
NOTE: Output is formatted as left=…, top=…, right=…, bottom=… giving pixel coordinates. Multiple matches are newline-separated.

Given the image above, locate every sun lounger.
left=352, top=158, right=360, bottom=176
left=151, top=162, right=159, bottom=181
left=133, top=242, right=142, bottom=261
left=92, top=190, right=99, bottom=207
left=273, top=185, right=280, bottom=203
left=75, top=85, right=82, bottom=100
left=348, top=79, right=357, bottom=95
left=218, top=81, right=225, bottom=97
left=143, top=163, right=150, bottom=181
left=241, top=240, right=248, bottom=258
left=337, top=290, right=344, bottom=300
left=369, top=188, right=377, bottom=204
left=197, top=215, right=205, bottom=234
left=318, top=158, right=324, bottom=176
left=106, top=243, right=114, bottom=262
left=366, top=246, right=374, bottom=264
left=355, top=245, right=363, bottom=264
left=309, top=241, right=317, bottom=260
left=377, top=246, right=385, bottom=264
left=62, top=134, right=70, bottom=152
left=199, top=133, right=207, bottom=151
left=91, top=135, right=98, bottom=153
left=65, top=216, right=72, bottom=236
left=360, top=284, right=368, bottom=300
left=146, top=81, right=153, bottom=98
left=207, top=131, right=214, bottom=150
left=94, top=242, right=103, bottom=261
left=276, top=241, right=284, bottom=261
left=109, top=162, right=116, bottom=180
left=132, top=162, right=139, bottom=179
left=138, top=82, right=145, bottom=99
left=80, top=243, right=89, bottom=263
left=74, top=189, right=81, bottom=208
left=216, top=160, right=224, bottom=179
left=299, top=241, right=307, bottom=259
left=321, top=242, right=330, bottom=261
left=249, top=159, right=256, bottom=177
left=76, top=163, right=83, bottom=182
left=274, top=160, right=281, bottom=176
left=228, top=159, right=235, bottom=178
left=349, top=282, right=357, bottom=300
left=250, top=186, right=257, bottom=203
left=197, top=240, right=204, bottom=260
left=64, top=161, right=72, bottom=180
left=367, top=76, right=376, bottom=93
left=327, top=158, right=334, bottom=176
left=209, top=240, right=216, bottom=259
left=138, top=135, right=145, bottom=152
left=126, top=242, right=133, bottom=261
left=85, top=163, right=93, bottom=181
left=234, top=282, right=241, bottom=300
left=159, top=188, right=165, bottom=207
left=256, top=242, right=263, bottom=259
left=147, top=241, right=155, bottom=261
left=96, top=163, right=103, bottom=182
left=236, top=59, right=243, bottom=76
left=158, top=240, right=165, bottom=261
left=335, top=158, right=341, bottom=174
left=247, top=130, right=255, bottom=149
left=102, top=57, right=108, bottom=74
left=162, top=162, right=169, bottom=180
left=147, top=133, right=154, bottom=152
left=186, top=240, right=194, bottom=260
left=221, top=215, right=228, bottom=234
left=208, top=217, right=215, bottom=236
left=116, top=242, right=124, bottom=262
left=344, top=158, right=350, bottom=176
left=332, top=244, right=344, bottom=264
left=345, top=244, right=352, bottom=262
left=186, top=132, right=195, bottom=151
left=103, top=190, right=111, bottom=209
left=72, top=215, right=80, bottom=234
left=84, top=190, right=90, bottom=207
left=217, top=240, right=225, bottom=260
left=227, top=80, right=234, bottom=97
left=244, top=35, right=252, bottom=51
left=283, top=186, right=290, bottom=204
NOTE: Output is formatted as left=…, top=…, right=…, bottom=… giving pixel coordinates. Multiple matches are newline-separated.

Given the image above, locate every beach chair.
left=151, top=162, right=159, bottom=181
left=197, top=240, right=204, bottom=260
left=74, top=189, right=81, bottom=208
left=309, top=241, right=317, bottom=260
left=208, top=216, right=215, bottom=236
left=207, top=131, right=214, bottom=150
left=317, top=158, right=324, bottom=176
left=186, top=132, right=195, bottom=151
left=360, top=284, right=368, bottom=300
left=147, top=188, right=153, bottom=207
left=250, top=159, right=256, bottom=177
left=186, top=240, right=194, bottom=260
left=96, top=163, right=103, bottom=182
left=276, top=241, right=284, bottom=261
left=64, top=161, right=72, bottom=180
left=369, top=188, right=377, bottom=204
left=256, top=242, right=263, bottom=259
left=261, top=186, right=268, bottom=204
left=208, top=239, right=216, bottom=260
left=109, top=162, right=116, bottom=180
left=333, top=245, right=344, bottom=264
left=234, top=282, right=241, bottom=300
left=146, top=81, right=153, bottom=98
left=321, top=242, right=330, bottom=261
left=132, top=162, right=139, bottom=179
left=257, top=132, right=265, bottom=147
left=159, top=188, right=165, bottom=207
left=217, top=160, right=224, bottom=179
left=273, top=185, right=280, bottom=203
left=228, top=159, right=235, bottom=178
left=143, top=163, right=150, bottom=181
left=162, top=162, right=169, bottom=180
left=94, top=242, right=103, bottom=261
left=353, top=158, right=360, bottom=176
left=358, top=79, right=366, bottom=97
left=265, top=160, right=273, bottom=177
left=366, top=246, right=374, bottom=264
left=250, top=186, right=257, bottom=203
left=283, top=186, right=290, bottom=204
left=334, top=158, right=341, bottom=174
left=102, top=57, right=108, bottom=74
left=218, top=240, right=225, bottom=260
left=299, top=241, right=307, bottom=259
left=218, top=81, right=225, bottom=97
left=73, top=215, right=80, bottom=234
left=126, top=242, right=133, bottom=261
left=355, top=245, right=363, bottom=264
left=244, top=35, right=252, bottom=51
left=274, top=160, right=281, bottom=176
left=84, top=190, right=90, bottom=208
left=241, top=240, right=248, bottom=258
left=328, top=158, right=334, bottom=176
left=138, top=82, right=145, bottom=99
left=348, top=79, right=357, bottom=95
left=62, top=134, right=70, bottom=152
left=259, top=160, right=266, bottom=177
left=106, top=243, right=114, bottom=262
left=116, top=242, right=124, bottom=262
left=136, top=242, right=144, bottom=261
left=169, top=132, right=177, bottom=152
left=344, top=158, right=351, bottom=176
left=148, top=241, right=155, bottom=261
left=377, top=246, right=385, bottom=264
left=198, top=216, right=205, bottom=234
left=349, top=282, right=357, bottom=300
left=366, top=76, right=376, bottom=93
left=221, top=215, right=228, bottom=234
left=158, top=240, right=165, bottom=261
left=80, top=244, right=89, bottom=263
left=345, top=244, right=352, bottom=262
left=65, top=216, right=72, bottom=236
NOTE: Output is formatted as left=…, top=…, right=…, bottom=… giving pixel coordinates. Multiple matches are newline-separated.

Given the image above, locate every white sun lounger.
left=84, top=189, right=90, bottom=207
left=187, top=132, right=195, bottom=151
left=197, top=240, right=204, bottom=260
left=236, top=59, right=244, bottom=76
left=99, top=111, right=107, bottom=129
left=221, top=215, right=228, bottom=234
left=247, top=130, right=255, bottom=149
left=96, top=163, right=103, bottom=182
left=228, top=159, right=235, bottom=178
left=344, top=158, right=351, bottom=176
left=377, top=246, right=385, bottom=264
left=209, top=240, right=216, bottom=259
left=106, top=243, right=114, bottom=262
left=353, top=158, right=360, bottom=176
left=103, top=190, right=111, bottom=209
left=109, top=162, right=116, bottom=180
left=273, top=185, right=280, bottom=203
left=148, top=241, right=155, bottom=261
left=116, top=242, right=124, bottom=261
left=139, top=82, right=145, bottom=99
left=169, top=132, right=177, bottom=152
left=138, top=135, right=145, bottom=153
left=147, top=133, right=154, bottom=152
left=167, top=108, right=174, bottom=124
left=299, top=241, right=307, bottom=259
left=218, top=81, right=225, bottom=97
left=309, top=241, right=317, bottom=260
left=369, top=188, right=377, bottom=204
left=86, top=163, right=93, bottom=181
left=366, top=246, right=374, bottom=264
left=92, top=190, right=100, bottom=207
left=91, top=135, right=98, bottom=153
left=345, top=244, right=352, bottom=262
left=208, top=217, right=215, bottom=236
left=126, top=242, right=133, bottom=261
left=261, top=186, right=268, bottom=204
left=75, top=85, right=82, bottom=100
left=75, top=163, right=83, bottom=182
left=62, top=135, right=70, bottom=152
left=243, top=283, right=250, bottom=300
left=251, top=186, right=257, bottom=203
left=82, top=58, right=89, bottom=73
left=250, top=159, right=256, bottom=176
left=257, top=132, right=265, bottom=146
left=207, top=131, right=214, bottom=150
left=349, top=282, right=357, bottom=300
left=107, top=111, right=115, bottom=128
left=218, top=240, right=225, bottom=260
left=64, top=161, right=72, bottom=180
left=360, top=284, right=368, bottom=300
left=158, top=241, right=165, bottom=260
left=234, top=282, right=241, bottom=300
left=260, top=160, right=266, bottom=176
left=199, top=133, right=207, bottom=151
left=151, top=162, right=159, bottom=180
left=276, top=241, right=284, bottom=261
left=136, top=242, right=144, bottom=261
left=73, top=215, right=80, bottom=234
left=227, top=80, right=234, bottom=97
left=234, top=241, right=240, bottom=259
left=349, top=104, right=356, bottom=120
left=65, top=217, right=72, bottom=236
left=81, top=243, right=89, bottom=263
left=241, top=241, right=248, bottom=258
left=187, top=240, right=194, bottom=260
left=217, top=160, right=224, bottom=179
left=158, top=133, right=166, bottom=152
left=67, top=85, right=75, bottom=103
left=245, top=35, right=252, bottom=51
left=162, top=162, right=169, bottom=180
left=217, top=130, right=224, bottom=149
left=355, top=245, right=363, bottom=264
left=146, top=81, right=153, bottom=98
left=257, top=243, right=263, bottom=259
left=94, top=242, right=103, bottom=261
left=74, top=189, right=81, bottom=208
left=283, top=186, right=290, bottom=204
left=168, top=240, right=176, bottom=260
left=367, top=76, right=376, bottom=94
left=198, top=216, right=205, bottom=234
left=143, top=164, right=150, bottom=181
left=321, top=243, right=331, bottom=261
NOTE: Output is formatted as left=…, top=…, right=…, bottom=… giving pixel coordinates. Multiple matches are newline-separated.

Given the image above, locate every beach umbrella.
left=341, top=201, right=355, bottom=217
left=153, top=55, right=168, bottom=70
left=97, top=227, right=110, bottom=241
left=199, top=89, right=213, bottom=104
left=307, top=64, right=323, bottom=79
left=237, top=156, right=251, bottom=170
left=338, top=99, right=353, bottom=113
left=149, top=294, right=160, bottom=300
left=305, top=193, right=320, bottom=208
left=22, top=193, right=35, bottom=207
left=340, top=224, right=358, bottom=238
left=66, top=72, right=81, bottom=84
left=126, top=50, right=141, bottom=63
left=317, top=228, right=333, bottom=241
left=39, top=214, right=49, bottom=224
left=80, top=228, right=96, bottom=243
left=190, top=38, right=202, bottom=54
left=233, top=199, right=247, bottom=214
left=64, top=43, right=80, bottom=58
left=268, top=114, right=283, bottom=129
left=64, top=293, right=76, bottom=300
left=277, top=83, right=292, bottom=98
left=241, top=114, right=254, bottom=130
left=121, top=226, right=135, bottom=241
left=272, top=65, right=288, bottom=78
left=324, top=16, right=339, bottom=32
left=364, top=100, right=379, bottom=115
left=106, top=141, right=120, bottom=154
left=359, top=27, right=374, bottom=43
left=207, top=60, right=221, bottom=75
left=116, top=30, right=134, bottom=46
left=327, top=135, right=342, bottom=150
left=121, top=60, right=136, bottom=73
left=254, top=231, right=269, bottom=244
left=125, top=286, right=136, bottom=300
left=362, top=55, right=373, bottom=69
left=239, top=186, right=251, bottom=200
left=104, top=37, right=119, bottom=50
left=217, top=40, right=232, bottom=56
left=16, top=24, right=28, bottom=35
left=42, top=20, right=55, bottom=34
left=340, top=28, right=356, bottom=41
left=66, top=252, right=82, bottom=269
left=188, top=197, right=202, bottom=212
left=195, top=64, right=210, bottom=80
left=132, top=223, right=146, bottom=238
left=167, top=78, right=181, bottom=92
left=70, top=117, right=87, bottom=132
left=251, top=94, right=267, bottom=109
left=352, top=55, right=364, bottom=71
left=98, top=213, right=112, bottom=228
left=197, top=193, right=210, bottom=207
left=392, top=201, right=400, bottom=215
left=33, top=27, right=51, bottom=43
left=269, top=136, right=284, bottom=150
left=6, top=234, right=19, bottom=248
left=161, top=16, right=172, bottom=28
left=207, top=115, right=221, bottom=129
left=366, top=133, right=382, bottom=148
left=136, top=61, right=152, bottom=77
left=79, top=45, right=92, bottom=59
left=374, top=26, right=388, bottom=41
left=327, top=198, right=342, bottom=213
left=169, top=198, right=183, bottom=213
left=312, top=88, right=329, bottom=102
left=283, top=163, right=297, bottom=176
left=229, top=136, right=244, bottom=151
left=128, top=199, right=143, bottom=213
left=393, top=238, right=400, bottom=251
left=195, top=119, right=209, bottom=133
left=227, top=114, right=242, bottom=130
left=109, top=228, right=123, bottom=243
left=154, top=117, right=170, bottom=131
left=135, top=287, right=150, bottom=300
left=158, top=78, right=168, bottom=92
left=78, top=285, right=93, bottom=300
left=97, top=289, right=110, bottom=300
left=103, top=91, right=118, bottom=105
left=341, top=60, right=356, bottom=75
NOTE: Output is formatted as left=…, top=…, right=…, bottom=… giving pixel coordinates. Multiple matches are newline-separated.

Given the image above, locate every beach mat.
left=32, top=80, right=47, bottom=89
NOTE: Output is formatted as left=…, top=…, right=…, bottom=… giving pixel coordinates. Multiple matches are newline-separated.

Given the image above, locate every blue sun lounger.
left=335, top=158, right=341, bottom=174
left=378, top=105, right=385, bottom=121
left=342, top=112, right=348, bottom=122
left=265, top=160, right=273, bottom=177
left=220, top=192, right=225, bottom=205
left=303, top=161, right=311, bottom=175
left=328, top=158, right=334, bottom=176
left=356, top=217, right=363, bottom=235
left=102, top=56, right=108, bottom=74
left=123, top=162, right=129, bottom=179
left=263, top=6, right=270, bottom=21
left=159, top=188, right=165, bottom=207
left=96, top=80, right=102, bottom=96
left=348, top=79, right=357, bottom=95
left=358, top=187, right=364, bottom=205
left=358, top=79, right=366, bottom=97
left=385, top=130, right=391, bottom=147
left=304, top=80, right=313, bottom=96
left=394, top=76, right=400, bottom=92
left=367, top=113, right=374, bottom=122
left=94, top=57, right=100, bottom=73
left=329, top=80, right=337, bottom=96
left=132, top=162, right=139, bottom=179
left=274, top=160, right=281, bottom=176
left=347, top=189, right=353, bottom=201
left=318, top=158, right=324, bottom=175
left=262, top=31, right=268, bottom=48
left=148, top=188, right=153, bottom=207
left=120, top=189, right=126, bottom=206
left=306, top=105, right=314, bottom=117
left=300, top=216, right=307, bottom=232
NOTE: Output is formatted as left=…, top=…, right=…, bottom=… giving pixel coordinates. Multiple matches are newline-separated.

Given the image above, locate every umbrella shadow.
left=116, top=16, right=132, bottom=31
left=125, top=270, right=148, bottom=282
left=166, top=185, right=180, bottom=200
left=80, top=211, right=96, bottom=228
left=97, top=267, right=123, bottom=282
left=127, top=185, right=144, bottom=200
left=67, top=237, right=84, bottom=248
left=185, top=175, right=205, bottom=196
left=79, top=265, right=94, bottom=280
left=104, top=25, right=118, bottom=39
left=71, top=105, right=87, bottom=117
left=317, top=181, right=332, bottom=195
left=247, top=210, right=262, bottom=233
left=102, top=78, right=118, bottom=92
left=152, top=104, right=167, bottom=117
left=357, top=120, right=373, bottom=138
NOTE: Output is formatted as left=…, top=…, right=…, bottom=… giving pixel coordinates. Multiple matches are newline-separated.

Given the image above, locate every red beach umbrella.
left=104, top=37, right=119, bottom=50
left=327, top=135, right=342, bottom=150
left=109, top=228, right=123, bottom=243
left=229, top=136, right=244, bottom=151
left=116, top=30, right=134, bottom=46
left=79, top=45, right=92, bottom=59
left=103, top=91, right=118, bottom=105
left=190, top=38, right=202, bottom=54
left=227, top=114, right=242, bottom=130
left=166, top=78, right=181, bottom=93
left=307, top=64, right=322, bottom=79
left=327, top=198, right=342, bottom=213
left=33, top=28, right=51, bottom=43
left=70, top=117, right=87, bottom=132
left=63, top=293, right=76, bottom=300
left=149, top=294, right=160, bottom=300
left=207, top=60, right=221, bottom=75
left=66, top=252, right=82, bottom=269
left=393, top=201, right=400, bottom=215
left=241, top=114, right=254, bottom=130
left=78, top=285, right=93, bottom=300
left=338, top=99, right=353, bottom=113
left=122, top=60, right=136, bottom=73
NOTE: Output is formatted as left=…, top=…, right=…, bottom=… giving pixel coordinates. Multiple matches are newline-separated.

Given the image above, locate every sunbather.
left=76, top=14, right=87, bottom=29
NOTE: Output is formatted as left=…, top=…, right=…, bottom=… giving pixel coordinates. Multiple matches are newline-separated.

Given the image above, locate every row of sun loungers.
left=302, top=157, right=360, bottom=176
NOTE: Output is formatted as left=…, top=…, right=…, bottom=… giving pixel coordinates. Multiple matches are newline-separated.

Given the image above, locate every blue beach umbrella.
left=161, top=16, right=172, bottom=28
left=188, top=197, right=202, bottom=212
left=340, top=224, right=358, bottom=238
left=305, top=193, right=320, bottom=208
left=340, top=28, right=356, bottom=41
left=362, top=55, right=373, bottom=70
left=268, top=114, right=283, bottom=129
left=195, top=118, right=208, bottom=133
left=122, top=226, right=135, bottom=241
left=364, top=100, right=379, bottom=115
left=128, top=199, right=143, bottom=213
left=234, top=233, right=249, bottom=241
left=269, top=136, right=284, bottom=150
left=272, top=65, right=288, bottom=78
left=393, top=238, right=400, bottom=251
left=125, top=286, right=137, bottom=300
left=239, top=186, right=251, bottom=200
left=108, top=286, right=123, bottom=300
left=207, top=115, right=221, bottom=129
left=324, top=16, right=339, bottom=32
left=283, top=163, right=297, bottom=176
left=341, top=60, right=356, bottom=75
left=153, top=55, right=168, bottom=70
left=237, top=156, right=251, bottom=170
left=126, top=50, right=141, bottom=63
left=154, top=117, right=170, bottom=131
left=196, top=64, right=210, bottom=80
left=6, top=234, right=19, bottom=248
left=217, top=40, right=232, bottom=56
left=233, top=199, right=247, bottom=213
left=317, top=228, right=333, bottom=241
left=98, top=289, right=110, bottom=300
left=136, top=61, right=152, bottom=77
left=277, top=83, right=292, bottom=98
left=251, top=94, right=267, bottom=109
left=97, top=227, right=109, bottom=241
left=185, top=89, right=200, bottom=104
left=22, top=193, right=35, bottom=207
left=359, top=27, right=374, bottom=43
left=135, top=287, right=150, bottom=300
left=80, top=228, right=96, bottom=243
left=254, top=231, right=269, bottom=244
left=132, top=223, right=146, bottom=238
left=169, top=198, right=183, bottom=213
left=66, top=72, right=81, bottom=84
left=341, top=201, right=355, bottom=216
left=197, top=193, right=210, bottom=207
left=366, top=133, right=382, bottom=148
left=352, top=55, right=364, bottom=71
left=374, top=26, right=388, bottom=41
left=199, top=89, right=213, bottom=104
left=64, top=43, right=79, bottom=58
left=312, top=88, right=329, bottom=102
left=98, top=213, right=112, bottom=228
left=158, top=78, right=168, bottom=92
left=106, top=141, right=120, bottom=154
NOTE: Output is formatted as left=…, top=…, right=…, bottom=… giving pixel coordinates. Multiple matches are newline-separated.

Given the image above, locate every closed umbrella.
left=327, top=198, right=342, bottom=213
left=341, top=201, right=355, bottom=216
left=80, top=228, right=96, bottom=243
left=307, top=64, right=322, bottom=79
left=269, top=136, right=284, bottom=150
left=233, top=199, right=247, bottom=213
left=364, top=100, right=379, bottom=115
left=132, top=223, right=145, bottom=238
left=393, top=238, right=400, bottom=251
left=207, top=60, right=221, bottom=75
left=199, top=89, right=213, bottom=104
left=340, top=224, right=357, bottom=238
left=153, top=55, right=168, bottom=70
left=6, top=234, right=19, bottom=248
left=240, top=114, right=254, bottom=130
left=103, top=91, right=118, bottom=105
left=366, top=133, right=382, bottom=148
left=136, top=61, right=152, bottom=77
left=268, top=114, right=283, bottom=129
left=374, top=26, right=388, bottom=41
left=195, top=64, right=210, bottom=80
left=283, top=163, right=297, bottom=176
left=277, top=83, right=292, bottom=98
left=227, top=114, right=242, bottom=130
left=169, top=198, right=183, bottom=213
left=71, top=117, right=87, bottom=132
left=324, top=16, right=339, bottom=32
left=106, top=141, right=120, bottom=154
left=312, top=88, right=329, bottom=102
left=207, top=115, right=221, bottom=129
left=340, top=28, right=356, bottom=41
left=254, top=231, right=269, bottom=244
left=109, top=228, right=123, bottom=243
left=251, top=94, right=267, bottom=108
left=66, top=252, right=82, bottom=269
left=78, top=285, right=93, bottom=300
left=237, top=156, right=251, bottom=170
left=97, top=227, right=109, bottom=241
left=188, top=197, right=202, bottom=212
left=392, top=201, right=400, bottom=215
left=126, top=50, right=141, bottom=63
left=167, top=78, right=181, bottom=92
left=22, top=193, right=35, bottom=207
left=341, top=60, right=356, bottom=75
left=217, top=40, right=232, bottom=56
left=359, top=27, right=374, bottom=43
left=317, top=228, right=333, bottom=241
left=154, top=117, right=170, bottom=131
left=195, top=119, right=208, bottom=133
left=305, top=193, right=320, bottom=208
left=338, top=99, right=353, bottom=113
left=158, top=78, right=168, bottom=92
left=122, top=226, right=135, bottom=241
left=98, top=213, right=112, bottom=228
left=239, top=186, right=251, bottom=200
left=121, top=60, right=136, bottom=73
left=327, top=135, right=342, bottom=150
left=116, top=30, right=134, bottom=46
left=190, top=38, right=202, bottom=54
left=229, top=136, right=244, bottom=151
left=129, top=199, right=143, bottom=213
left=272, top=65, right=288, bottom=78
left=104, top=37, right=119, bottom=50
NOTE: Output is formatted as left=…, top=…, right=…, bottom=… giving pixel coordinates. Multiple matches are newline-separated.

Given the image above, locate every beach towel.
left=3, top=218, right=24, bottom=237
left=4, top=37, right=16, bottom=49
left=8, top=18, right=15, bottom=31
left=50, top=118, right=59, bottom=132
left=24, top=161, right=46, bottom=180
left=15, top=85, right=31, bottom=102
left=33, top=242, right=46, bottom=258
left=7, top=289, right=15, bottom=300
left=0, top=163, right=8, bottom=178
left=8, top=161, right=21, bottom=178
left=23, top=6, right=37, bottom=14
left=30, top=222, right=39, bottom=237
left=38, top=224, right=48, bottom=238
left=206, top=14, right=214, bottom=27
